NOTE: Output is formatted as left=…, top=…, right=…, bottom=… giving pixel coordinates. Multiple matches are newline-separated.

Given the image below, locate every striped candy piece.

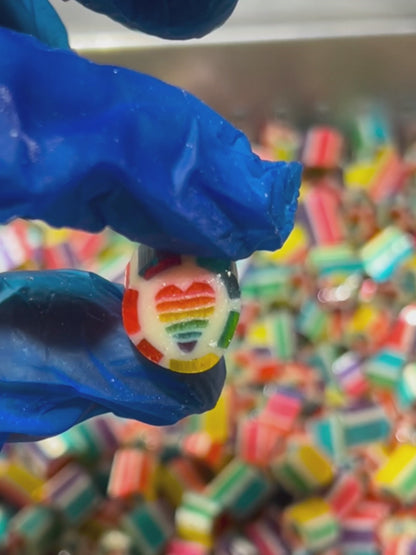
left=397, top=362, right=416, bottom=409
left=262, top=388, right=303, bottom=434
left=272, top=444, right=334, bottom=498
left=284, top=497, right=340, bottom=553
left=331, top=352, right=369, bottom=398
left=41, top=463, right=100, bottom=525
left=107, top=448, right=156, bottom=501
left=379, top=515, right=416, bottom=548
left=246, top=519, right=288, bottom=555
left=325, top=473, right=363, bottom=519
left=385, top=304, right=416, bottom=354
left=340, top=500, right=390, bottom=554
left=156, top=281, right=215, bottom=353
left=375, top=444, right=416, bottom=503
left=166, top=538, right=209, bottom=555
left=237, top=417, right=283, bottom=467
left=122, top=502, right=173, bottom=555
left=123, top=246, right=240, bottom=373
left=0, top=220, right=40, bottom=271
left=8, top=505, right=60, bottom=554
left=384, top=537, right=416, bottom=555
left=360, top=226, right=414, bottom=283
left=364, top=349, right=405, bottom=390
left=340, top=401, right=391, bottom=449
left=157, top=458, right=206, bottom=507
left=176, top=492, right=222, bottom=548
left=302, top=185, right=346, bottom=245
left=205, top=458, right=271, bottom=519
left=302, top=126, right=344, bottom=169
left=0, top=459, right=44, bottom=508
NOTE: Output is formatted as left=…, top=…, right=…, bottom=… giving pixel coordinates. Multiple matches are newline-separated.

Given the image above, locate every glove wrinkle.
left=172, top=118, right=199, bottom=196
left=0, top=28, right=301, bottom=259
left=0, top=270, right=226, bottom=440
left=0, top=11, right=302, bottom=443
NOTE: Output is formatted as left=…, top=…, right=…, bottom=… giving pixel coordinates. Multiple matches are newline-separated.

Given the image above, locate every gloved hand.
left=0, top=1, right=302, bottom=445
left=74, top=0, right=240, bottom=39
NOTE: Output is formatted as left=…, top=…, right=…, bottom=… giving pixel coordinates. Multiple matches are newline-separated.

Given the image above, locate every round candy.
left=122, top=245, right=241, bottom=374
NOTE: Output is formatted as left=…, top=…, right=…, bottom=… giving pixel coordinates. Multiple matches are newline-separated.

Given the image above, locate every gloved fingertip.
left=76, top=0, right=239, bottom=40
left=280, top=160, right=303, bottom=243
left=251, top=159, right=302, bottom=253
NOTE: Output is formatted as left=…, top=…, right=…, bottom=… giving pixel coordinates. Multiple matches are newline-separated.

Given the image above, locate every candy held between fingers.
left=123, top=245, right=240, bottom=373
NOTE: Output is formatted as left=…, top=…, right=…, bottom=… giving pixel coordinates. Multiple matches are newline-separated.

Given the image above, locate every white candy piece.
left=122, top=245, right=240, bottom=373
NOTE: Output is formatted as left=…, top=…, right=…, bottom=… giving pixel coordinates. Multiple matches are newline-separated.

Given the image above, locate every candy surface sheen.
left=123, top=246, right=240, bottom=373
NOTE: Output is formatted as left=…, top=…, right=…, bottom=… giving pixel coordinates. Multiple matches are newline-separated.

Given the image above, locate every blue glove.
left=0, top=3, right=302, bottom=444
left=0, top=0, right=69, bottom=48
left=74, top=0, right=239, bottom=39
left=0, top=270, right=226, bottom=443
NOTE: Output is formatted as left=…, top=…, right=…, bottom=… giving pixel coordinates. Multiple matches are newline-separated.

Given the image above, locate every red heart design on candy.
left=155, top=282, right=216, bottom=353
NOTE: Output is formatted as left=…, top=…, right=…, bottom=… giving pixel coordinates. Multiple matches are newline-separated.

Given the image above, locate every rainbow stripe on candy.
left=156, top=282, right=216, bottom=354
left=122, top=246, right=240, bottom=374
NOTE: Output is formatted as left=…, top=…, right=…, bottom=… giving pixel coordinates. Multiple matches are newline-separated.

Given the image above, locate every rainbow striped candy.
left=272, top=444, right=334, bottom=498
left=284, top=497, right=340, bottom=552
left=374, top=444, right=416, bottom=503
left=360, top=226, right=414, bottom=282
left=123, top=246, right=240, bottom=373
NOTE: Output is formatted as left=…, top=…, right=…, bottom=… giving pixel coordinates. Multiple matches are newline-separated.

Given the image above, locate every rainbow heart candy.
left=155, top=281, right=216, bottom=354
left=122, top=246, right=241, bottom=373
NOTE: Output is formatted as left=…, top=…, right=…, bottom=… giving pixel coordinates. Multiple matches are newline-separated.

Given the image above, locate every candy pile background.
left=2, top=107, right=416, bottom=554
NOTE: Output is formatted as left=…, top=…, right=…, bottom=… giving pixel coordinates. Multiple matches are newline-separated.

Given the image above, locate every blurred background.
left=4, top=2, right=416, bottom=554
left=49, top=0, right=416, bottom=136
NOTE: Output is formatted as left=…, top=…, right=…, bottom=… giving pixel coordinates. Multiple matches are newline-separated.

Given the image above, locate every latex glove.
left=74, top=0, right=239, bottom=39
left=1, top=28, right=300, bottom=259
left=0, top=0, right=69, bottom=48
left=0, top=11, right=302, bottom=444
left=0, top=270, right=226, bottom=444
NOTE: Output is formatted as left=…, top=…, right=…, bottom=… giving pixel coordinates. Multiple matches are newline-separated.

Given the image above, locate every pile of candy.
left=2, top=107, right=416, bottom=554
left=0, top=219, right=132, bottom=284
